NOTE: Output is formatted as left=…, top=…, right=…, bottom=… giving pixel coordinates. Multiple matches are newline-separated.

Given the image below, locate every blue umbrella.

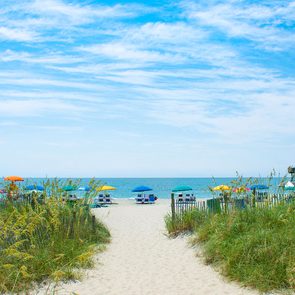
left=78, top=186, right=91, bottom=192
left=132, top=186, right=153, bottom=192
left=250, top=184, right=269, bottom=190
left=25, top=185, right=44, bottom=191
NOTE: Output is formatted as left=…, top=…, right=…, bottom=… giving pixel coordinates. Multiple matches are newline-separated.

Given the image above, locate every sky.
left=0, top=0, right=295, bottom=177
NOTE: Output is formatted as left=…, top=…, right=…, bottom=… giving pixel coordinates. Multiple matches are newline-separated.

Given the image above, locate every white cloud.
left=29, top=0, right=137, bottom=25
left=183, top=1, right=295, bottom=50
left=79, top=42, right=186, bottom=63
left=0, top=0, right=149, bottom=42
left=0, top=49, right=84, bottom=64
left=0, top=99, right=85, bottom=117
left=0, top=26, right=36, bottom=41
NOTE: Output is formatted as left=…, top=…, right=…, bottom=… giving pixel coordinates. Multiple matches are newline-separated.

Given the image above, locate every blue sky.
left=0, top=0, right=294, bottom=177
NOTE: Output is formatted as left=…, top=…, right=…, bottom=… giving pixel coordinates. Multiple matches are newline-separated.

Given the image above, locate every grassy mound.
left=0, top=195, right=110, bottom=292
left=166, top=204, right=295, bottom=292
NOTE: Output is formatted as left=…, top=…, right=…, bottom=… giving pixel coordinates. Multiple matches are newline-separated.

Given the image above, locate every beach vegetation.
left=165, top=203, right=295, bottom=292
left=0, top=179, right=110, bottom=293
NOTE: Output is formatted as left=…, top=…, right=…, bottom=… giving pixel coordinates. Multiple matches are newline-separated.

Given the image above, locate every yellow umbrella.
left=212, top=185, right=231, bottom=191
left=97, top=185, right=116, bottom=191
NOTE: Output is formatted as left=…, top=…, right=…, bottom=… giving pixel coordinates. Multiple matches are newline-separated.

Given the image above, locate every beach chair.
left=98, top=194, right=104, bottom=203
left=105, top=197, right=112, bottom=203
left=135, top=194, right=144, bottom=204
left=143, top=195, right=150, bottom=204
left=185, top=194, right=192, bottom=202
left=177, top=194, right=184, bottom=203
left=105, top=194, right=112, bottom=204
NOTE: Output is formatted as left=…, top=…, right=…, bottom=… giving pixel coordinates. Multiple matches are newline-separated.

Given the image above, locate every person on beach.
left=8, top=182, right=19, bottom=200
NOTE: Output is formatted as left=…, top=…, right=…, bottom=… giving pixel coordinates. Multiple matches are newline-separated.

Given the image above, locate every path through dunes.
left=39, top=200, right=257, bottom=295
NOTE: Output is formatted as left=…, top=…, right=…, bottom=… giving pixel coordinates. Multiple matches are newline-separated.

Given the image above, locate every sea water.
left=2, top=177, right=284, bottom=199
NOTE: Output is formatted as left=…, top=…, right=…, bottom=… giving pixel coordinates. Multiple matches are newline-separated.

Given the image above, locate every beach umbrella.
left=285, top=181, right=295, bottom=191
left=97, top=185, right=116, bottom=191
left=78, top=186, right=91, bottom=192
left=62, top=185, right=77, bottom=192
left=232, top=187, right=250, bottom=193
left=172, top=185, right=193, bottom=192
left=132, top=186, right=152, bottom=193
left=4, top=176, right=24, bottom=182
left=25, top=185, right=44, bottom=191
left=285, top=181, right=294, bottom=188
left=213, top=185, right=231, bottom=191
left=250, top=184, right=268, bottom=190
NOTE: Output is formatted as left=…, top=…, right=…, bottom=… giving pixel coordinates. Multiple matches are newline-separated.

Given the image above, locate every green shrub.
left=0, top=180, right=110, bottom=293
left=165, top=204, right=295, bottom=292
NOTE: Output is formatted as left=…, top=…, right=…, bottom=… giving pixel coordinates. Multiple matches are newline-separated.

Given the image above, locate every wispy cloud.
left=0, top=99, right=87, bottom=117
left=182, top=0, right=295, bottom=50
left=0, top=26, right=37, bottom=41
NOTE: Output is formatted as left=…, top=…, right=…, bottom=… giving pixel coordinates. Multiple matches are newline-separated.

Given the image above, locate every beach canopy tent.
left=62, top=185, right=77, bottom=192
left=172, top=185, right=192, bottom=192
left=25, top=185, right=44, bottom=191
left=4, top=176, right=24, bottom=182
left=97, top=185, right=116, bottom=191
left=78, top=186, right=91, bottom=192
left=250, top=184, right=269, bottom=190
left=132, top=186, right=152, bottom=192
left=213, top=185, right=231, bottom=191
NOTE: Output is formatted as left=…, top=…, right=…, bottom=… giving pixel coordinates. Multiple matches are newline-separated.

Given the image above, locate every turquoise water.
left=1, top=177, right=284, bottom=199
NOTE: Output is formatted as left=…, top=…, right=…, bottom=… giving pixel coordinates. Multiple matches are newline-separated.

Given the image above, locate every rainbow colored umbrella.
left=233, top=187, right=250, bottom=193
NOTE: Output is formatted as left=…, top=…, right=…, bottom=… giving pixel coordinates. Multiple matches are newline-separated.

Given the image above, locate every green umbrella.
left=62, top=185, right=77, bottom=192
left=172, top=185, right=193, bottom=192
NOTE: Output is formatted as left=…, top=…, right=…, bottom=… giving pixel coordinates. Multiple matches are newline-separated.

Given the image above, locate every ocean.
left=2, top=177, right=284, bottom=199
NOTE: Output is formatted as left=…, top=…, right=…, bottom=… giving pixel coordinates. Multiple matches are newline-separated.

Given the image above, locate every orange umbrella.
left=4, top=176, right=24, bottom=182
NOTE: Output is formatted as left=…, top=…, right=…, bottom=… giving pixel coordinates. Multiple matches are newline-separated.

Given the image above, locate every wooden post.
left=171, top=193, right=176, bottom=223
left=92, top=215, right=96, bottom=233
left=252, top=189, right=256, bottom=208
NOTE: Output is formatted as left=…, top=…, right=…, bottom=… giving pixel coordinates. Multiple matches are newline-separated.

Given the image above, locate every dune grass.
left=0, top=181, right=110, bottom=293
left=165, top=203, right=295, bottom=292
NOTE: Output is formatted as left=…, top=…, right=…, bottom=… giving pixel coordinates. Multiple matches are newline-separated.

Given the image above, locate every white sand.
left=37, top=199, right=257, bottom=295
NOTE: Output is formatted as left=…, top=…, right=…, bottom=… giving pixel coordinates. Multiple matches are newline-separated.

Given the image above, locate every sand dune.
left=37, top=199, right=257, bottom=295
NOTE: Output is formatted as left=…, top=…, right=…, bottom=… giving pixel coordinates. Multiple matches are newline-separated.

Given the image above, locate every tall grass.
left=0, top=179, right=110, bottom=293
left=165, top=204, right=295, bottom=292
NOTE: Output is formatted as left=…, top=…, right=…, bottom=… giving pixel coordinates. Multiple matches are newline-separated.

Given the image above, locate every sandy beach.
left=37, top=199, right=257, bottom=295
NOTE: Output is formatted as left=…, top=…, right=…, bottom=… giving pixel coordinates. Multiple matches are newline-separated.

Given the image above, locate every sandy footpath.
left=37, top=199, right=257, bottom=295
